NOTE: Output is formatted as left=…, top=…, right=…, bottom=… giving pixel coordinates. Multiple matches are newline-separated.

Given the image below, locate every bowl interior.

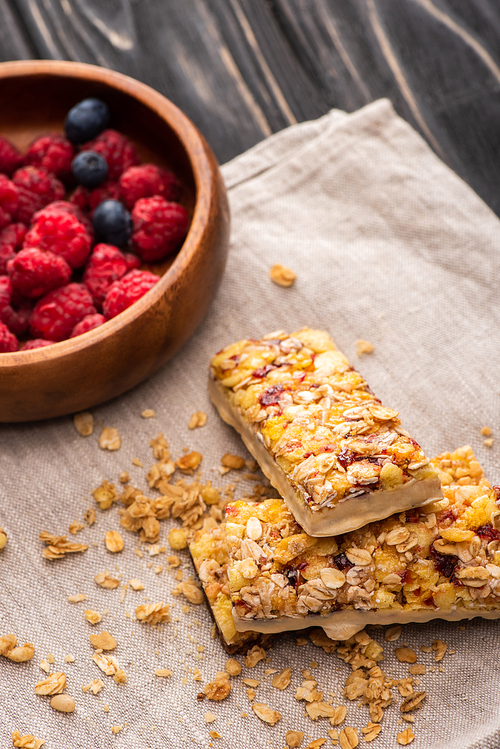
left=0, top=72, right=196, bottom=241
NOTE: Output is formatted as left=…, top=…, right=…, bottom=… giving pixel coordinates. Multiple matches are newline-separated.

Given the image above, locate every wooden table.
left=1, top=0, right=499, bottom=214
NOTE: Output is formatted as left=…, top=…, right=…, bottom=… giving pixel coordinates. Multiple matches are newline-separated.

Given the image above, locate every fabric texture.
left=1, top=99, right=499, bottom=748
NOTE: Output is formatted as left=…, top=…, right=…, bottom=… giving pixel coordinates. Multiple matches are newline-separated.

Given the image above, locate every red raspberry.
left=0, top=301, right=32, bottom=336
left=124, top=252, right=141, bottom=271
left=7, top=247, right=72, bottom=298
left=0, top=175, right=19, bottom=230
left=70, top=180, right=120, bottom=216
left=0, top=320, right=18, bottom=352
left=0, top=137, right=23, bottom=176
left=83, top=244, right=128, bottom=306
left=33, top=200, right=93, bottom=237
left=81, top=130, right=139, bottom=181
left=30, top=283, right=97, bottom=341
left=131, top=197, right=189, bottom=262
left=119, top=164, right=180, bottom=209
left=22, top=338, right=55, bottom=350
left=0, top=275, right=12, bottom=309
left=24, top=211, right=92, bottom=269
left=0, top=223, right=27, bottom=274
left=25, top=134, right=75, bottom=180
left=12, top=166, right=65, bottom=224
left=102, top=269, right=159, bottom=319
left=71, top=313, right=106, bottom=338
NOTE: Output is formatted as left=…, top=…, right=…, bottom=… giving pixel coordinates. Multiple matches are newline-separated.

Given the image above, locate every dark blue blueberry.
left=64, top=98, right=110, bottom=144
left=93, top=200, right=132, bottom=247
left=71, top=151, right=108, bottom=188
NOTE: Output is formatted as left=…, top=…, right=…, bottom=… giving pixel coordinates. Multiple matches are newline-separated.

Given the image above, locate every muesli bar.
left=224, top=446, right=500, bottom=640
left=209, top=328, right=442, bottom=536
left=189, top=520, right=273, bottom=653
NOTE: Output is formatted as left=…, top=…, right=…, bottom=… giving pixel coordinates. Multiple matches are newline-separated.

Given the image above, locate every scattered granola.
left=93, top=480, right=118, bottom=510
left=92, top=651, right=127, bottom=683
left=50, top=694, right=76, bottom=713
left=189, top=411, right=207, bottom=429
left=384, top=626, right=402, bottom=642
left=221, top=453, right=246, bottom=470
left=82, top=678, right=104, bottom=694
left=271, top=667, right=291, bottom=690
left=168, top=527, right=189, bottom=550
left=2, top=638, right=35, bottom=662
left=39, top=531, right=88, bottom=560
left=104, top=530, right=124, bottom=553
left=400, top=692, right=426, bottom=713
left=99, top=426, right=121, bottom=451
left=330, top=705, right=347, bottom=726
left=89, top=631, right=117, bottom=650
left=356, top=339, right=374, bottom=356
left=68, top=520, right=85, bottom=534
left=154, top=668, right=173, bottom=677
left=84, top=508, right=96, bottom=525
left=135, top=602, right=170, bottom=625
left=176, top=579, right=204, bottom=605
left=339, top=726, right=358, bottom=749
left=396, top=728, right=415, bottom=745
left=0, top=526, right=7, bottom=551
left=244, top=646, right=266, bottom=668
left=129, top=578, right=144, bottom=590
left=394, top=648, right=417, bottom=664
left=94, top=570, right=120, bottom=589
left=432, top=639, right=447, bottom=662
left=286, top=730, right=304, bottom=748
left=361, top=723, right=382, bottom=742
left=177, top=451, right=202, bottom=473
left=481, top=426, right=492, bottom=436
left=203, top=671, right=231, bottom=701
left=225, top=658, right=241, bottom=676
left=252, top=702, right=281, bottom=725
left=11, top=731, right=45, bottom=748
left=141, top=409, right=155, bottom=418
left=269, top=263, right=296, bottom=287
left=64, top=654, right=75, bottom=663
left=84, top=610, right=102, bottom=625
left=34, top=672, right=66, bottom=695
left=73, top=411, right=94, bottom=436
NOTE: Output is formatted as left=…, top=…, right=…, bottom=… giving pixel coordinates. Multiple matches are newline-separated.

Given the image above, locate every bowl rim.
left=0, top=59, right=214, bottom=366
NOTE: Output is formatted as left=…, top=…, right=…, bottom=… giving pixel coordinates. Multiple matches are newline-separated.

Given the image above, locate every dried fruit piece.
left=176, top=451, right=202, bottom=473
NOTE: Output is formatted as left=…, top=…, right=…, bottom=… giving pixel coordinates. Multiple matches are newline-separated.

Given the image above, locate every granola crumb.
left=67, top=593, right=86, bottom=603
left=305, top=741, right=327, bottom=749
left=104, top=530, right=124, bottom=553
left=271, top=667, right=291, bottom=690
left=82, top=678, right=104, bottom=694
left=99, top=427, right=121, bottom=451
left=84, top=508, right=96, bottom=526
left=203, top=671, right=231, bottom=701
left=34, top=672, right=66, bottom=695
left=0, top=526, right=6, bottom=552
left=484, top=437, right=494, bottom=447
left=129, top=578, right=144, bottom=591
left=39, top=531, right=88, bottom=560
left=12, top=731, right=46, bottom=748
left=396, top=728, right=415, bottom=745
left=395, top=647, right=417, bottom=664
left=330, top=705, right=347, bottom=727
left=94, top=570, right=120, bottom=589
left=89, top=631, right=117, bottom=650
left=270, top=263, right=296, bottom=287
left=177, top=579, right=204, bottom=605
left=73, top=411, right=94, bottom=436
left=39, top=660, right=50, bottom=673
left=84, top=609, right=103, bottom=625
left=285, top=730, right=304, bottom=748
left=361, top=723, right=382, bottom=742
left=155, top=668, right=173, bottom=677
left=356, top=339, right=374, bottom=356
left=168, top=527, right=189, bottom=551
left=68, top=520, right=84, bottom=535
left=103, top=704, right=110, bottom=712
left=132, top=457, right=143, bottom=467
left=64, top=654, right=75, bottom=663
left=481, top=426, right=492, bottom=436
left=384, top=625, right=402, bottom=642
left=189, top=411, right=207, bottom=429
left=93, top=480, right=118, bottom=510
left=111, top=726, right=122, bottom=734
left=141, top=409, right=155, bottom=418
left=221, top=453, right=246, bottom=470
left=204, top=711, right=217, bottom=723
left=338, top=727, right=358, bottom=749
left=209, top=731, right=222, bottom=739
left=432, top=639, right=447, bottom=662
left=408, top=664, right=425, bottom=675
left=244, top=645, right=266, bottom=668
left=176, top=451, right=202, bottom=473
left=252, top=702, right=281, bottom=725
left=225, top=658, right=241, bottom=676
left=135, top=602, right=170, bottom=626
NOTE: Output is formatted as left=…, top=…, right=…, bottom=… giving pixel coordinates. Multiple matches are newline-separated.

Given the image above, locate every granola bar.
left=209, top=328, right=442, bottom=535
left=224, top=446, right=500, bottom=639
left=189, top=520, right=273, bottom=653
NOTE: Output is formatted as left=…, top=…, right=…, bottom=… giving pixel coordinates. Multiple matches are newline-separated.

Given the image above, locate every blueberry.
left=93, top=200, right=132, bottom=247
left=64, top=98, right=110, bottom=144
left=71, top=151, right=108, bottom=188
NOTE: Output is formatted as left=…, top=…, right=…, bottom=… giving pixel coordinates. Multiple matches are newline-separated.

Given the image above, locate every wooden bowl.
left=0, top=60, right=230, bottom=422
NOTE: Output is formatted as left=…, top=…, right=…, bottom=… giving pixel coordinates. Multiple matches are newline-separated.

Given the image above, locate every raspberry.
left=0, top=175, right=19, bottom=230
left=83, top=243, right=128, bottom=306
left=12, top=166, right=65, bottom=224
left=0, top=136, right=23, bottom=176
left=124, top=252, right=141, bottom=271
left=25, top=134, right=75, bottom=180
left=119, top=164, right=180, bottom=208
left=81, top=129, right=139, bottom=180
left=0, top=301, right=31, bottom=336
left=102, top=269, right=159, bottom=319
left=22, top=338, right=55, bottom=350
left=131, top=197, right=189, bottom=262
left=30, top=283, right=97, bottom=341
left=0, top=275, right=12, bottom=309
left=0, top=320, right=18, bottom=352
left=71, top=313, right=106, bottom=337
left=0, top=223, right=27, bottom=274
left=24, top=211, right=92, bottom=269
left=70, top=180, right=120, bottom=215
left=7, top=247, right=72, bottom=298
left=33, top=200, right=93, bottom=237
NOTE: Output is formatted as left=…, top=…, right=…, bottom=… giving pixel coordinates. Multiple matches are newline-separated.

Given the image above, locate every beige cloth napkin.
left=1, top=99, right=499, bottom=748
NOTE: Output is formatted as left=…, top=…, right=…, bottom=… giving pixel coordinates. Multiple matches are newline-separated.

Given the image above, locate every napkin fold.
left=0, top=99, right=499, bottom=748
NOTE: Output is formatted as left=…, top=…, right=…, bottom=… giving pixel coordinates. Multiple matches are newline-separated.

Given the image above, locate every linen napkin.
left=0, top=98, right=499, bottom=749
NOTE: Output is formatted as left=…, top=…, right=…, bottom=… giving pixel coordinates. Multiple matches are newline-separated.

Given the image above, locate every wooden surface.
left=0, top=0, right=498, bottom=216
